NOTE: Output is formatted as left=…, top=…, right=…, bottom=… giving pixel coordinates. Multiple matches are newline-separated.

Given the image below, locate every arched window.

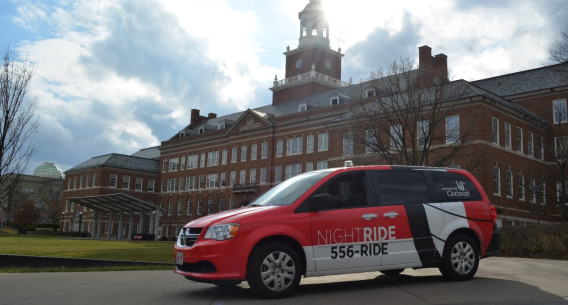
left=302, top=27, right=307, bottom=37
left=323, top=27, right=328, bottom=38
left=312, top=29, right=318, bottom=36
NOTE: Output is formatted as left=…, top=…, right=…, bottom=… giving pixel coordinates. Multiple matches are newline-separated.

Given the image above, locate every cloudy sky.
left=0, top=0, right=566, bottom=175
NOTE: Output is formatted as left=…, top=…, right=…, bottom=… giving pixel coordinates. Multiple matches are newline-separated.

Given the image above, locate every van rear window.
left=428, top=171, right=481, bottom=201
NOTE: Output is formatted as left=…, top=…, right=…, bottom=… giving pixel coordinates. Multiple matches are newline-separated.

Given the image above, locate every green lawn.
left=0, top=229, right=175, bottom=263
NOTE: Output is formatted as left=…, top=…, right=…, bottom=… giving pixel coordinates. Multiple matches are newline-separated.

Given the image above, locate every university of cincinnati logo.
left=455, top=181, right=466, bottom=192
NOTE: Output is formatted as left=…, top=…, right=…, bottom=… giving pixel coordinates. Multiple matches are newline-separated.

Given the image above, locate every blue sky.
left=1, top=0, right=566, bottom=175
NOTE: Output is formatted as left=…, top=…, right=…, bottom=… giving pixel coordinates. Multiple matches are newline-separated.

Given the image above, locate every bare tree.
left=40, top=179, right=64, bottom=225
left=349, top=57, right=477, bottom=168
left=0, top=46, right=39, bottom=222
left=550, top=30, right=568, bottom=64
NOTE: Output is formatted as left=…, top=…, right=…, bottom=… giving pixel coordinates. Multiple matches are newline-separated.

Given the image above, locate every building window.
left=219, top=199, right=225, bottom=212
left=446, top=115, right=460, bottom=144
left=318, top=133, right=328, bottom=151
left=527, top=132, right=534, bottom=156
left=330, top=97, right=339, bottom=105
left=200, top=153, right=206, bottom=168
left=188, top=154, right=198, bottom=169
left=187, top=176, right=196, bottom=190
left=179, top=177, right=185, bottom=191
left=493, top=167, right=501, bottom=196
left=518, top=173, right=525, bottom=201
left=505, top=170, right=513, bottom=198
left=147, top=179, right=155, bottom=192
left=286, top=137, right=303, bottom=155
left=504, top=122, right=511, bottom=149
left=180, top=156, right=186, bottom=170
left=198, top=175, right=204, bottom=189
left=555, top=136, right=568, bottom=160
left=220, top=172, right=226, bottom=187
left=275, top=166, right=282, bottom=183
left=162, top=159, right=168, bottom=172
left=540, top=181, right=546, bottom=205
left=231, top=147, right=238, bottom=163
left=553, top=98, right=567, bottom=124
left=230, top=171, right=236, bottom=186
left=73, top=177, right=77, bottom=189
left=366, top=88, right=375, bottom=97
left=197, top=201, right=203, bottom=215
left=366, top=129, right=375, bottom=154
left=222, top=149, right=228, bottom=165
left=516, top=127, right=523, bottom=153
left=169, top=158, right=179, bottom=171
left=260, top=167, right=267, bottom=184
left=538, top=136, right=544, bottom=160
left=135, top=177, right=143, bottom=191
left=86, top=175, right=90, bottom=188
left=317, top=160, right=328, bottom=170
left=177, top=202, right=183, bottom=216
left=285, top=164, right=302, bottom=180
left=251, top=144, right=258, bottom=161
left=161, top=180, right=166, bottom=192
left=167, top=178, right=178, bottom=192
left=276, top=140, right=283, bottom=157
left=491, top=117, right=499, bottom=144
left=110, top=174, right=117, bottom=188
left=207, top=200, right=214, bottom=215
left=80, top=176, right=84, bottom=188
left=250, top=168, right=257, bottom=184
left=390, top=125, right=402, bottom=150
left=530, top=177, right=536, bottom=203
left=306, top=162, right=313, bottom=172
left=168, top=202, right=173, bottom=216
left=343, top=132, right=353, bottom=156
left=299, top=103, right=307, bottom=112
left=241, top=145, right=248, bottom=162
left=206, top=174, right=218, bottom=188
left=187, top=201, right=193, bottom=217
left=306, top=135, right=314, bottom=153
left=207, top=151, right=219, bottom=167
left=261, top=142, right=268, bottom=159
left=240, top=170, right=246, bottom=184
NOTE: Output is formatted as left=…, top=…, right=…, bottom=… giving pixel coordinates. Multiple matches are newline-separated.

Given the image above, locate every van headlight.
left=203, top=224, right=240, bottom=241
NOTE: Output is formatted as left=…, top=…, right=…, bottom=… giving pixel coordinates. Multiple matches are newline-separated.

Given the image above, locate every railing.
left=272, top=69, right=350, bottom=89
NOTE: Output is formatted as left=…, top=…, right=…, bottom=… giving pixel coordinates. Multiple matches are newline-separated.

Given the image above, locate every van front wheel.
left=439, top=234, right=479, bottom=281
left=247, top=242, right=302, bottom=298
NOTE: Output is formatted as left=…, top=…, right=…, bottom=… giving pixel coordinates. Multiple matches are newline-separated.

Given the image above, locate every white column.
left=149, top=212, right=155, bottom=236
left=154, top=211, right=161, bottom=240
left=138, top=211, right=144, bottom=233
left=117, top=212, right=124, bottom=240
left=107, top=212, right=113, bottom=240
left=128, top=212, right=134, bottom=240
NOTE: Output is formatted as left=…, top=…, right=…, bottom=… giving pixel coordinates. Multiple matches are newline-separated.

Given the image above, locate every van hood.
left=184, top=206, right=278, bottom=228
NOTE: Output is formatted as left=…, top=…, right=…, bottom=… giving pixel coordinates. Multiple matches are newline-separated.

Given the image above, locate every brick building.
left=62, top=0, right=568, bottom=239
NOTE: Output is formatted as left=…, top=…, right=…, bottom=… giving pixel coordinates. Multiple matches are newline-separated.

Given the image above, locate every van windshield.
left=248, top=170, right=333, bottom=207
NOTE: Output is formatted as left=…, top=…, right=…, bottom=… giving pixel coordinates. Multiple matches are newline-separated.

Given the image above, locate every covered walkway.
left=68, top=193, right=162, bottom=240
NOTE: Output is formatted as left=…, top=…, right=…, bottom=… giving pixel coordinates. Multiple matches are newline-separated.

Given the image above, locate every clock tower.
left=271, top=0, right=346, bottom=105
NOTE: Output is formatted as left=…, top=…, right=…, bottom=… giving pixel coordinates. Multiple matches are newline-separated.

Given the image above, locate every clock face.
left=324, top=59, right=331, bottom=69
left=296, top=59, right=303, bottom=68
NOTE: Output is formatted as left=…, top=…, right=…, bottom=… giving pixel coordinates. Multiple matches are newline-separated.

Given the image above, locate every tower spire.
left=298, top=0, right=329, bottom=48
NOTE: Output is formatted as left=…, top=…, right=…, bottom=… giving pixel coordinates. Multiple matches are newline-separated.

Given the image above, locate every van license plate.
left=176, top=252, right=184, bottom=265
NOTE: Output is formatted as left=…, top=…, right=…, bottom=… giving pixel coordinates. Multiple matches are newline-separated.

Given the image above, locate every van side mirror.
left=309, top=193, right=332, bottom=211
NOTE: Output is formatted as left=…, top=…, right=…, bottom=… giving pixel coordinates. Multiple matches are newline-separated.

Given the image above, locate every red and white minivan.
left=174, top=165, right=500, bottom=298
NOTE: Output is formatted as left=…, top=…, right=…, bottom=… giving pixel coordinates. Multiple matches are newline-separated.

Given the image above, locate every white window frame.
left=518, top=173, right=525, bottom=201
left=251, top=144, right=258, bottom=161
left=261, top=142, right=268, bottom=159
left=446, top=115, right=460, bottom=144
left=306, top=135, right=314, bottom=153
left=516, top=127, right=523, bottom=153
left=318, top=133, right=329, bottom=151
left=505, top=170, right=513, bottom=198
left=553, top=98, right=568, bottom=124
left=491, top=117, right=499, bottom=145
left=241, top=145, right=248, bottom=162
left=493, top=167, right=501, bottom=196
left=504, top=122, right=511, bottom=149
left=343, top=132, right=353, bottom=156
left=286, top=137, right=303, bottom=156
left=276, top=140, right=283, bottom=157
left=527, top=132, right=534, bottom=156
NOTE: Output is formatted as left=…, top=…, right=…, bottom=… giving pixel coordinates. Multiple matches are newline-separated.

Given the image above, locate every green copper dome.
left=33, top=162, right=64, bottom=179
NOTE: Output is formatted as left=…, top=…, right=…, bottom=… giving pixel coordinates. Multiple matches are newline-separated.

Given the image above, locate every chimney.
left=418, top=45, right=433, bottom=70
left=418, top=45, right=448, bottom=85
left=208, top=113, right=217, bottom=119
left=190, top=109, right=201, bottom=127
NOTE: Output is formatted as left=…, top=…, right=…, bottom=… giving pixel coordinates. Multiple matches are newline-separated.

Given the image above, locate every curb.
left=0, top=254, right=174, bottom=268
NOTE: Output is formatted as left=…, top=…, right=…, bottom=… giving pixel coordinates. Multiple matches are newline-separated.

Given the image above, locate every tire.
left=380, top=268, right=404, bottom=276
left=247, top=242, right=302, bottom=299
left=439, top=234, right=479, bottom=281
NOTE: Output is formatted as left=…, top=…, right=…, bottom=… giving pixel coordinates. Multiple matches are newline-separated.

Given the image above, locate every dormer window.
left=330, top=97, right=339, bottom=105
left=247, top=118, right=254, bottom=126
left=218, top=122, right=226, bottom=130
left=366, top=88, right=375, bottom=97
left=179, top=131, right=185, bottom=138
left=299, top=103, right=307, bottom=112
left=198, top=127, right=205, bottom=134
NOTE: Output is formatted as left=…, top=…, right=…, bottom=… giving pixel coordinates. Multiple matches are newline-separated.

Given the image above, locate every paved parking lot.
left=1, top=257, right=567, bottom=305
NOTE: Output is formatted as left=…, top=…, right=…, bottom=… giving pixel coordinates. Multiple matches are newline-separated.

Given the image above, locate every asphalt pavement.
left=1, top=257, right=567, bottom=305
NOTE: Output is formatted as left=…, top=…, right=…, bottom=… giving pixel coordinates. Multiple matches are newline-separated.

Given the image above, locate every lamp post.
left=61, top=212, right=65, bottom=233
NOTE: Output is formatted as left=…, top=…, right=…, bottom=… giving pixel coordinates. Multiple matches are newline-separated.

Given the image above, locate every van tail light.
left=490, top=205, right=498, bottom=223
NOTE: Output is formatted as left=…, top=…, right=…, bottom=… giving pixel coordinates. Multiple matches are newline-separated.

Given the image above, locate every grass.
left=0, top=228, right=175, bottom=265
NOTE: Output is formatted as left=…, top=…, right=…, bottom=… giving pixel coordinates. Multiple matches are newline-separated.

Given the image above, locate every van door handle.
left=384, top=212, right=399, bottom=218
left=361, top=213, right=377, bottom=220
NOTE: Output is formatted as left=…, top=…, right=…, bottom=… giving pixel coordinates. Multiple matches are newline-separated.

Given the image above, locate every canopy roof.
left=68, top=193, right=160, bottom=213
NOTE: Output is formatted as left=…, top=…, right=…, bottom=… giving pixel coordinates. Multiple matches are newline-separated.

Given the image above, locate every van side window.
left=315, top=172, right=368, bottom=210
left=428, top=171, right=481, bottom=201
left=374, top=171, right=429, bottom=205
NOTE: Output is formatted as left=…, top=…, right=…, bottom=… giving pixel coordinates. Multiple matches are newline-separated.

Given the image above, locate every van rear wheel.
left=247, top=242, right=302, bottom=298
left=439, top=234, right=479, bottom=281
